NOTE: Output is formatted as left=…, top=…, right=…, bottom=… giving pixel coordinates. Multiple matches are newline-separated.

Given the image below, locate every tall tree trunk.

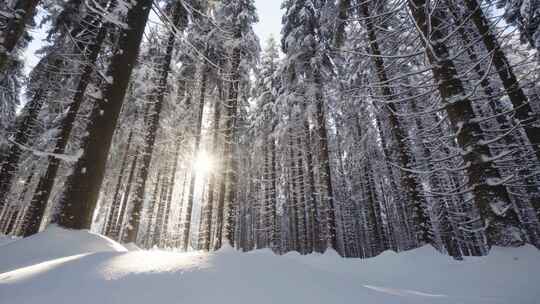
left=22, top=13, right=110, bottom=237
left=313, top=70, right=337, bottom=250
left=214, top=47, right=241, bottom=250
left=201, top=91, right=222, bottom=251
left=175, top=170, right=189, bottom=247
left=295, top=130, right=309, bottom=253
left=448, top=2, right=540, bottom=245
left=269, top=129, right=279, bottom=250
left=104, top=128, right=134, bottom=237
left=152, top=169, right=167, bottom=247
left=160, top=136, right=181, bottom=247
left=181, top=68, right=208, bottom=251
left=124, top=2, right=187, bottom=243
left=12, top=169, right=35, bottom=233
left=303, top=123, right=320, bottom=252
left=408, top=0, right=520, bottom=247
left=359, top=2, right=431, bottom=245
left=144, top=171, right=161, bottom=248
left=116, top=149, right=139, bottom=241
left=261, top=145, right=270, bottom=249
left=4, top=206, right=19, bottom=235
left=55, top=0, right=152, bottom=230
left=288, top=132, right=300, bottom=251
left=355, top=115, right=385, bottom=255
left=463, top=0, right=540, bottom=162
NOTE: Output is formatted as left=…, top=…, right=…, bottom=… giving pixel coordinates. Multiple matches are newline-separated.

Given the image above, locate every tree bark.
left=55, top=0, right=152, bottom=230
left=408, top=0, right=519, bottom=247
left=313, top=70, right=337, bottom=250
left=201, top=89, right=222, bottom=251
left=464, top=0, right=540, bottom=162
left=160, top=136, right=181, bottom=247
left=214, top=47, right=241, bottom=250
left=359, top=1, right=431, bottom=245
left=22, top=12, right=110, bottom=236
left=116, top=149, right=139, bottom=241
left=181, top=68, right=208, bottom=251
left=124, top=2, right=187, bottom=243
left=103, top=128, right=134, bottom=237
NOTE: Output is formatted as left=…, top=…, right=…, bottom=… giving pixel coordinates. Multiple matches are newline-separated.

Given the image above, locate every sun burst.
left=193, top=150, right=213, bottom=175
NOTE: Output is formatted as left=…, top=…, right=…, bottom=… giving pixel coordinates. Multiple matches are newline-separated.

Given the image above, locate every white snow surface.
left=1, top=227, right=539, bottom=304
left=0, top=235, right=18, bottom=247
left=0, top=225, right=126, bottom=273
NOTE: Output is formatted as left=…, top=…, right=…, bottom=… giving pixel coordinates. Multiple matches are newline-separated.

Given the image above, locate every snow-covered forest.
left=2, top=0, right=540, bottom=260
left=2, top=0, right=540, bottom=302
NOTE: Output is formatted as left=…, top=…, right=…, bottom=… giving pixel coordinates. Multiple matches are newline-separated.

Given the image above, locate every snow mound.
left=0, top=227, right=539, bottom=304
left=0, top=225, right=126, bottom=273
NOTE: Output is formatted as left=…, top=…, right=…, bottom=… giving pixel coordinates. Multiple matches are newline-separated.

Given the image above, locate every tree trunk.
left=408, top=0, right=519, bottom=247
left=116, top=149, right=139, bottom=241
left=288, top=133, right=300, bottom=251
left=295, top=130, right=309, bottom=253
left=12, top=169, right=35, bottom=234
left=124, top=2, right=187, bottom=243
left=269, top=128, right=279, bottom=250
left=22, top=13, right=110, bottom=237
left=55, top=0, right=152, bottom=230
left=359, top=2, right=431, bottom=245
left=214, top=47, right=241, bottom=250
left=103, top=128, right=134, bottom=237
left=313, top=70, right=337, bottom=250
left=181, top=68, right=208, bottom=251
left=201, top=90, right=222, bottom=251
left=152, top=169, right=166, bottom=247
left=464, top=0, right=540, bottom=162
left=160, top=135, right=181, bottom=247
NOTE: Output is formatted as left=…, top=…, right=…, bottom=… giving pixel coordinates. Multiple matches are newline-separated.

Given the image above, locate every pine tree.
left=213, top=0, right=259, bottom=250
left=55, top=0, right=153, bottom=229
left=255, top=36, right=280, bottom=250
left=124, top=1, right=189, bottom=243
left=281, top=0, right=338, bottom=251
left=22, top=0, right=114, bottom=236
left=408, top=0, right=521, bottom=247
left=0, top=56, right=57, bottom=214
left=358, top=0, right=431, bottom=246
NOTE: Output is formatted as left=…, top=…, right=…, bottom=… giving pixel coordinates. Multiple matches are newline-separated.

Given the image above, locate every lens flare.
left=193, top=150, right=213, bottom=175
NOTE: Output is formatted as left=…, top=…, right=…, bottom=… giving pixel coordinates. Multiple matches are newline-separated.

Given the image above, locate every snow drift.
left=0, top=225, right=126, bottom=273
left=1, top=227, right=539, bottom=304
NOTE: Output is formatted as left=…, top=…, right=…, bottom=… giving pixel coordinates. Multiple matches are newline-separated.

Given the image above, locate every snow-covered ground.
left=0, top=235, right=18, bottom=247
left=1, top=227, right=539, bottom=304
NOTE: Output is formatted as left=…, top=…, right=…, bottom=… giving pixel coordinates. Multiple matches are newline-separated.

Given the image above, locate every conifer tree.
left=55, top=0, right=153, bottom=229
left=213, top=0, right=259, bottom=250
left=281, top=0, right=338, bottom=250
left=125, top=0, right=189, bottom=243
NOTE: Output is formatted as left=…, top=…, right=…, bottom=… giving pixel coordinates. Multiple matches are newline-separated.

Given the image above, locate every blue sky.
left=23, top=2, right=284, bottom=76
left=253, top=0, right=283, bottom=47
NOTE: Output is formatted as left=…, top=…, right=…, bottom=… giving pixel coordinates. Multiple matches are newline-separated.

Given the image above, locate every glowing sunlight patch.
left=100, top=251, right=211, bottom=280
left=193, top=150, right=213, bottom=175
left=0, top=253, right=90, bottom=283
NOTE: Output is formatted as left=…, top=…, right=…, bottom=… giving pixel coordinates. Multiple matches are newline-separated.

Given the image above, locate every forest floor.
left=0, top=227, right=539, bottom=304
